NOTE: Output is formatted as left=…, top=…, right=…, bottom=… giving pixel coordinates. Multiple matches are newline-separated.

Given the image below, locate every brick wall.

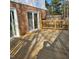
left=10, top=1, right=47, bottom=36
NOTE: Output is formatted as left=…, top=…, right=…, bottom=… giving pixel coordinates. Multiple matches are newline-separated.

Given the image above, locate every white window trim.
left=10, top=8, right=20, bottom=38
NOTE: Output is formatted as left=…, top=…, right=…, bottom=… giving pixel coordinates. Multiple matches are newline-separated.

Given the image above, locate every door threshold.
left=29, top=29, right=40, bottom=33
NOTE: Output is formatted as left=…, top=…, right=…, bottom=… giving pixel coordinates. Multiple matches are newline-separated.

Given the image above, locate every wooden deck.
left=10, top=30, right=68, bottom=59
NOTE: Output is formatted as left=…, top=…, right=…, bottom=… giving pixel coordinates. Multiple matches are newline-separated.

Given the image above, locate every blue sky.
left=46, top=0, right=52, bottom=4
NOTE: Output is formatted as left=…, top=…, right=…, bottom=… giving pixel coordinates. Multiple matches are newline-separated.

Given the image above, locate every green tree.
left=52, top=0, right=62, bottom=15
left=45, top=0, right=53, bottom=15
left=45, top=0, right=63, bottom=15
left=53, top=0, right=59, bottom=4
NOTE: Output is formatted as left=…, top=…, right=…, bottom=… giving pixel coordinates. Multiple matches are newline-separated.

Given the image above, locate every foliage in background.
left=45, top=0, right=64, bottom=15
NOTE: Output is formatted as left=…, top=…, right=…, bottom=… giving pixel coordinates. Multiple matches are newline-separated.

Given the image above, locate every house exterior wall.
left=10, top=1, right=47, bottom=36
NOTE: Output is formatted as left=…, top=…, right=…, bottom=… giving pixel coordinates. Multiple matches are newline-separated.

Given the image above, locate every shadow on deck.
left=10, top=30, right=69, bottom=59
left=37, top=30, right=69, bottom=59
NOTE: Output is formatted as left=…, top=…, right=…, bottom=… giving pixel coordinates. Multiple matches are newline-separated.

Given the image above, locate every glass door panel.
left=27, top=12, right=33, bottom=31
left=10, top=10, right=16, bottom=37
left=34, top=13, right=38, bottom=29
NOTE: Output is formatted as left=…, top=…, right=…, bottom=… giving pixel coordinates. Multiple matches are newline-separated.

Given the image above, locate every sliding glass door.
left=10, top=8, right=19, bottom=37
left=27, top=12, right=39, bottom=31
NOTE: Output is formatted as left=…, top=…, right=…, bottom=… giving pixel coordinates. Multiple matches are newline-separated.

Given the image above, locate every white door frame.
left=10, top=8, right=20, bottom=38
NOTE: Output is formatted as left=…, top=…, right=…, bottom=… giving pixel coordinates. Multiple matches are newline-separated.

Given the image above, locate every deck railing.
left=41, top=19, right=68, bottom=30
